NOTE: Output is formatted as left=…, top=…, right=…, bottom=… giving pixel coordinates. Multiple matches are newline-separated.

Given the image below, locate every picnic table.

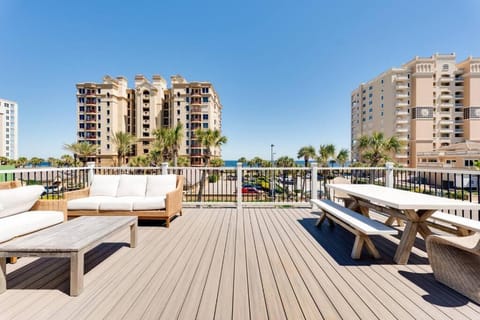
left=326, top=184, right=480, bottom=264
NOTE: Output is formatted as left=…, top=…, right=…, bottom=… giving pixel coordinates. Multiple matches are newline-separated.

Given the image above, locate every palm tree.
left=297, top=145, right=316, bottom=167
left=60, top=154, right=74, bottom=167
left=358, top=132, right=402, bottom=167
left=194, top=129, right=227, bottom=166
left=237, top=157, right=247, bottom=165
left=194, top=128, right=227, bottom=201
left=336, top=148, right=349, bottom=167
left=170, top=123, right=184, bottom=166
left=297, top=145, right=316, bottom=200
left=276, top=156, right=295, bottom=167
left=47, top=157, right=59, bottom=167
left=111, top=131, right=136, bottom=166
left=15, top=157, right=28, bottom=168
left=318, top=144, right=336, bottom=167
left=177, top=155, right=190, bottom=167
left=30, top=157, right=44, bottom=167
left=64, top=142, right=97, bottom=166
left=152, top=127, right=173, bottom=163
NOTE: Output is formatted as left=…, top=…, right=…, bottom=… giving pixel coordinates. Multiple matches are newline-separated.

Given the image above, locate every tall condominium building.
left=351, top=53, right=480, bottom=168
left=76, top=74, right=223, bottom=166
left=0, top=98, right=18, bottom=160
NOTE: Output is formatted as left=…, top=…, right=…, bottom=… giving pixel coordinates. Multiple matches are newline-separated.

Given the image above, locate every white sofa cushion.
left=0, top=185, right=45, bottom=218
left=146, top=175, right=177, bottom=197
left=132, top=196, right=166, bottom=211
left=98, top=197, right=134, bottom=211
left=90, top=175, right=120, bottom=197
left=117, top=175, right=147, bottom=197
left=0, top=210, right=64, bottom=243
left=68, top=196, right=113, bottom=211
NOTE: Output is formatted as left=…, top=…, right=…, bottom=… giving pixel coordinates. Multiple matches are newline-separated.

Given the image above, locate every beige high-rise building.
left=76, top=74, right=223, bottom=166
left=351, top=53, right=480, bottom=168
left=0, top=98, right=19, bottom=160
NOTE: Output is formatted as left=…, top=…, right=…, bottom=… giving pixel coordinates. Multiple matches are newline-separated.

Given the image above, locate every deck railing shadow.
left=6, top=242, right=127, bottom=294
left=298, top=217, right=430, bottom=266
left=399, top=270, right=472, bottom=307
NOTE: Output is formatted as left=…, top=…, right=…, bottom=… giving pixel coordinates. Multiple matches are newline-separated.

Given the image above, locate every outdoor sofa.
left=64, top=174, right=183, bottom=227
left=0, top=181, right=67, bottom=244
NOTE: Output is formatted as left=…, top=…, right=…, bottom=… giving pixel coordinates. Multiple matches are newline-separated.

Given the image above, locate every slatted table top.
left=0, top=216, right=137, bottom=253
left=327, top=184, right=480, bottom=210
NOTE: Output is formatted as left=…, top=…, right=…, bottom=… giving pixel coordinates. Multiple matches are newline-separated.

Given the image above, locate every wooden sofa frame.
left=64, top=175, right=184, bottom=227
left=0, top=180, right=67, bottom=263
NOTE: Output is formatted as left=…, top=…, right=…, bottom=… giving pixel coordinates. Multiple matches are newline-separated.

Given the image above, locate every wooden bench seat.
left=429, top=211, right=480, bottom=236
left=311, top=199, right=397, bottom=259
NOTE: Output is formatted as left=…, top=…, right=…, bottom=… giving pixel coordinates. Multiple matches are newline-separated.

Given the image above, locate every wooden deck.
left=1, top=207, right=480, bottom=319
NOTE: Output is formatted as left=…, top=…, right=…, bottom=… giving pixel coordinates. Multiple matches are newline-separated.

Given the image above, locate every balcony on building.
left=395, top=101, right=409, bottom=107
left=396, top=74, right=408, bottom=81
left=396, top=93, right=409, bottom=99
left=395, top=110, right=409, bottom=116
left=395, top=126, right=408, bottom=133
left=396, top=119, right=408, bottom=124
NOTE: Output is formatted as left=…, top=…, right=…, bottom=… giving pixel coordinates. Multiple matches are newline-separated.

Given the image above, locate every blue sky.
left=1, top=0, right=480, bottom=161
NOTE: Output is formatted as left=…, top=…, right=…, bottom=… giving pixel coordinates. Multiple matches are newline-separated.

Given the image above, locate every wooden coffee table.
left=0, top=216, right=137, bottom=296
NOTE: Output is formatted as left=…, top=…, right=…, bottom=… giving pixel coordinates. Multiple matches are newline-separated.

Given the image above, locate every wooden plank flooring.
left=1, top=207, right=480, bottom=319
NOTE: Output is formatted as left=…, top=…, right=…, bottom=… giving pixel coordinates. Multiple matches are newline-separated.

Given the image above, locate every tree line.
left=0, top=131, right=403, bottom=168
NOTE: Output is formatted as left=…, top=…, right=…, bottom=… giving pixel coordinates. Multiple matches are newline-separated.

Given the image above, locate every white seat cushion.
left=132, top=196, right=166, bottom=211
left=90, top=175, right=120, bottom=197
left=146, top=175, right=177, bottom=197
left=117, top=175, right=147, bottom=197
left=98, top=197, right=134, bottom=211
left=67, top=196, right=113, bottom=211
left=0, top=211, right=64, bottom=243
left=0, top=185, right=45, bottom=218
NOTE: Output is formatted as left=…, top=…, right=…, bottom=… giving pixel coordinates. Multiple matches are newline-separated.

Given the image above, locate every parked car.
left=242, top=186, right=262, bottom=194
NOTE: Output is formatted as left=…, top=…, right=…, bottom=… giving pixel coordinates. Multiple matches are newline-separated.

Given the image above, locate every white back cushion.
left=0, top=185, right=45, bottom=218
left=146, top=175, right=177, bottom=197
left=89, top=175, right=120, bottom=197
left=117, top=175, right=147, bottom=197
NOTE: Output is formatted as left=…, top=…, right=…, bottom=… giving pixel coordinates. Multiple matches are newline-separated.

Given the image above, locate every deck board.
left=1, top=207, right=480, bottom=319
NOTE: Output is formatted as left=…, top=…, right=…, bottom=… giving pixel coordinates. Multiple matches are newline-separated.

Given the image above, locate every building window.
left=107, top=102, right=110, bottom=106
left=177, top=110, right=180, bottom=115
left=186, top=105, right=189, bottom=111
left=202, top=97, right=209, bottom=103
left=186, top=97, right=190, bottom=102
left=79, top=106, right=85, bottom=112
left=97, top=88, right=101, bottom=94
left=79, top=115, right=85, bottom=120
left=186, top=88, right=190, bottom=94
left=177, top=101, right=180, bottom=106
left=203, top=123, right=208, bottom=128
left=203, top=114, right=208, bottom=120
left=107, top=144, right=110, bottom=149
left=98, top=106, right=101, bottom=112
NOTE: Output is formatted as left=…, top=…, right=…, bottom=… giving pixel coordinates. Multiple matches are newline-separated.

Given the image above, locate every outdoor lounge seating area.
left=1, top=207, right=480, bottom=319
left=64, top=174, right=183, bottom=227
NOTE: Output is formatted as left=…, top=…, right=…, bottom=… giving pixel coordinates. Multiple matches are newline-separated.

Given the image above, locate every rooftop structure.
left=0, top=98, right=18, bottom=160
left=76, top=75, right=223, bottom=166
left=351, top=53, right=480, bottom=168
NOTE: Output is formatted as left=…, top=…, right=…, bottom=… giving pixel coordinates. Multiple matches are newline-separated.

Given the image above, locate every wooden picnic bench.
left=311, top=199, right=397, bottom=259
left=428, top=211, right=480, bottom=236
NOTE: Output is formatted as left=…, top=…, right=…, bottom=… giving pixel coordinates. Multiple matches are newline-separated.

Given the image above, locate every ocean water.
left=224, top=160, right=313, bottom=167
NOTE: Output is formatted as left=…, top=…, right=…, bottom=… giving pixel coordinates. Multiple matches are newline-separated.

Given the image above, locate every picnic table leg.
left=70, top=251, right=84, bottom=296
left=0, top=257, right=6, bottom=294
left=394, top=221, right=419, bottom=264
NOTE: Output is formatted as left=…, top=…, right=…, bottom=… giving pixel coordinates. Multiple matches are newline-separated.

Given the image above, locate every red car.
left=242, top=186, right=261, bottom=194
